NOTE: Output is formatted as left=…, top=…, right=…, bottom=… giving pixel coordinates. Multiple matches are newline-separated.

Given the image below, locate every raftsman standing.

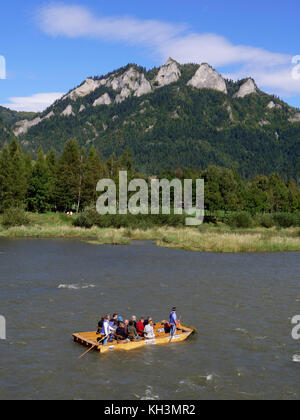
left=169, top=307, right=178, bottom=337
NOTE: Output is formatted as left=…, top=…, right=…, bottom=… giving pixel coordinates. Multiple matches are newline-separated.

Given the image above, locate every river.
left=0, top=239, right=299, bottom=400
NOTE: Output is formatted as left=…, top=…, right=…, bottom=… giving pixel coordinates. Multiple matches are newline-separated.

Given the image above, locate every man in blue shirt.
left=169, top=307, right=178, bottom=338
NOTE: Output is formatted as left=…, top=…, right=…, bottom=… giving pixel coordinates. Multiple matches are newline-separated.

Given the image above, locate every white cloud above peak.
left=35, top=4, right=300, bottom=97
left=1, top=92, right=64, bottom=112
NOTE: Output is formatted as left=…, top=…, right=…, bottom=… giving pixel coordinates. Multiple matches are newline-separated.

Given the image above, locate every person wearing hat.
left=169, top=307, right=178, bottom=337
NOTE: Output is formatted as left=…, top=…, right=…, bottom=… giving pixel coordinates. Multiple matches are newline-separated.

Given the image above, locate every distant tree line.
left=0, top=138, right=299, bottom=215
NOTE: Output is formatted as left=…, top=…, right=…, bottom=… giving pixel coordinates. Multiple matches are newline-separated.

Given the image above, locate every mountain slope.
left=6, top=59, right=300, bottom=179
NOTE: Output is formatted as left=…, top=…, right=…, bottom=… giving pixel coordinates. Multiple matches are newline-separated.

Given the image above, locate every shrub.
left=273, top=213, right=297, bottom=228
left=73, top=213, right=94, bottom=229
left=73, top=209, right=187, bottom=230
left=59, top=213, right=74, bottom=225
left=73, top=207, right=102, bottom=229
left=228, top=212, right=253, bottom=229
left=1, top=207, right=30, bottom=228
left=259, top=214, right=275, bottom=229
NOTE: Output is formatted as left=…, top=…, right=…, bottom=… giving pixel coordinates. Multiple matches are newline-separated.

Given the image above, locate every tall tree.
left=0, top=143, right=13, bottom=211
left=27, top=147, right=50, bottom=213
left=45, top=148, right=57, bottom=211
left=55, top=139, right=82, bottom=212
left=9, top=139, right=28, bottom=207
left=83, top=147, right=105, bottom=206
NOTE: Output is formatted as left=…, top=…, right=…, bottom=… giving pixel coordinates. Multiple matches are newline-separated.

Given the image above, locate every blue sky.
left=1, top=0, right=300, bottom=111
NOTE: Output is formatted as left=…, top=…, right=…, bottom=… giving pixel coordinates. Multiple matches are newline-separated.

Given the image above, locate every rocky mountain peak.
left=187, top=64, right=228, bottom=94
left=65, top=78, right=105, bottom=101
left=234, top=78, right=257, bottom=98
left=154, top=58, right=181, bottom=87
left=106, top=67, right=152, bottom=102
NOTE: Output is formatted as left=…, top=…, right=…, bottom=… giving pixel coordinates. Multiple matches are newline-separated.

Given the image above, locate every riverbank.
left=0, top=212, right=300, bottom=252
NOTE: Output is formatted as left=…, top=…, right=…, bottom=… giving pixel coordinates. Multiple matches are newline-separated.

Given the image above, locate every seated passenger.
left=131, top=315, right=137, bottom=328
left=115, top=322, right=128, bottom=341
left=124, top=319, right=129, bottom=336
left=144, top=320, right=155, bottom=339
left=144, top=317, right=153, bottom=327
left=136, top=318, right=145, bottom=336
left=110, top=314, right=118, bottom=328
left=128, top=320, right=140, bottom=340
left=164, top=322, right=171, bottom=334
left=97, top=316, right=105, bottom=334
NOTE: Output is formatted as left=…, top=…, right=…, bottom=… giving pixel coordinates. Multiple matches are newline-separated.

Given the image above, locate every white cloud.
left=36, top=5, right=183, bottom=49
left=36, top=4, right=300, bottom=97
left=1, top=92, right=64, bottom=112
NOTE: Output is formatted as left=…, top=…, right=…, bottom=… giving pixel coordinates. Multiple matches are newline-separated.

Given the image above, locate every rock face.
left=234, top=79, right=257, bottom=98
left=61, top=105, right=74, bottom=116
left=289, top=113, right=300, bottom=123
left=106, top=67, right=152, bottom=102
left=226, top=104, right=234, bottom=121
left=259, top=120, right=270, bottom=126
left=154, top=58, right=181, bottom=87
left=115, top=87, right=132, bottom=104
left=13, top=111, right=55, bottom=136
left=79, top=105, right=86, bottom=113
left=187, top=64, right=227, bottom=94
left=66, top=78, right=105, bottom=100
left=267, top=101, right=282, bottom=110
left=267, top=101, right=276, bottom=109
left=45, top=111, right=54, bottom=119
left=14, top=117, right=42, bottom=136
left=93, top=93, right=112, bottom=107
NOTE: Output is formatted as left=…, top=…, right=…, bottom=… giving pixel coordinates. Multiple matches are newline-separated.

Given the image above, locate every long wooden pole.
left=78, top=334, right=108, bottom=359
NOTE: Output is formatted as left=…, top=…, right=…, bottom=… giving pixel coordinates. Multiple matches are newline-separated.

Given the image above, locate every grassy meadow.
left=0, top=212, right=300, bottom=253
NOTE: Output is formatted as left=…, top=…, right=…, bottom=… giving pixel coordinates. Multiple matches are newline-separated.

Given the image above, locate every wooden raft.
left=73, top=322, right=194, bottom=354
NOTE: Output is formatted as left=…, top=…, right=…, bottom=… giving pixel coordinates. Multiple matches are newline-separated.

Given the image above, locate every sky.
left=0, top=0, right=300, bottom=112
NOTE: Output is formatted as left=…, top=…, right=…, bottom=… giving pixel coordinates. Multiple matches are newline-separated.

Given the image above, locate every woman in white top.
left=143, top=320, right=155, bottom=339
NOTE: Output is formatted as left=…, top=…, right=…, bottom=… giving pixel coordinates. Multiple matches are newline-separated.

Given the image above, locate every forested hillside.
left=1, top=59, right=300, bottom=180
left=0, top=138, right=299, bottom=215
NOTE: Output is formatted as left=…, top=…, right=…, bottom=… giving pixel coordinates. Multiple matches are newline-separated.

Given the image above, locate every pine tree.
left=46, top=149, right=57, bottom=211
left=8, top=139, right=28, bottom=207
left=27, top=147, right=50, bottom=213
left=76, top=147, right=87, bottom=213
left=0, top=143, right=13, bottom=211
left=83, top=147, right=104, bottom=206
left=55, top=139, right=82, bottom=212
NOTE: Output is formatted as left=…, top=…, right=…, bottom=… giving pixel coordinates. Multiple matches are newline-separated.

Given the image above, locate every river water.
left=0, top=239, right=300, bottom=400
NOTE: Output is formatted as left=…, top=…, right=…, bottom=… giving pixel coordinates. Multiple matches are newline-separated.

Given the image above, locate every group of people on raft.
left=97, top=307, right=179, bottom=346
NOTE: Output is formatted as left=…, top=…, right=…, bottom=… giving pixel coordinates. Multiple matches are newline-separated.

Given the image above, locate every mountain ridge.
left=1, top=59, right=300, bottom=179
